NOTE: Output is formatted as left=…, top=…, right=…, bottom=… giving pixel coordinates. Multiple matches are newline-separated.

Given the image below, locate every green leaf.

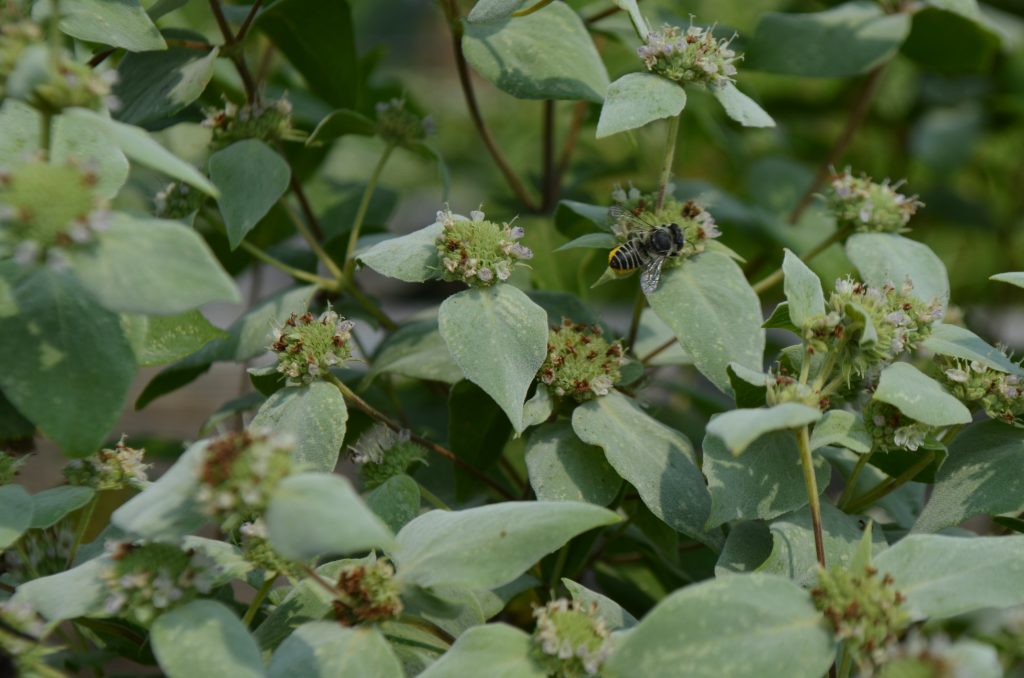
left=913, top=422, right=1024, bottom=533
left=266, top=473, right=395, bottom=561
left=711, top=82, right=776, bottom=128
left=462, top=2, right=609, bottom=103
left=716, top=521, right=774, bottom=576
left=250, top=383, right=347, bottom=473
left=704, top=431, right=830, bottom=529
left=553, top=232, right=618, bottom=252
left=364, top=319, right=462, bottom=385
left=520, top=385, right=553, bottom=430
left=647, top=252, right=765, bottom=394
left=269, top=623, right=403, bottom=678
left=0, top=100, right=129, bottom=200
left=365, top=474, right=421, bottom=534
left=128, top=311, right=227, bottom=368
left=873, top=362, right=971, bottom=426
left=747, top=2, right=911, bottom=77
left=596, top=73, right=686, bottom=138
left=42, top=0, right=166, bottom=51
left=604, top=575, right=834, bottom=678
left=209, top=140, right=292, bottom=250
left=809, top=410, right=871, bottom=453
left=66, top=109, right=219, bottom=197
left=256, top=0, right=359, bottom=108
left=782, top=249, right=825, bottom=327
left=525, top=421, right=622, bottom=506
left=448, top=380, right=512, bottom=499
left=923, top=323, right=1023, bottom=375
left=114, top=32, right=218, bottom=126
left=31, top=486, right=94, bottom=529
left=69, top=213, right=240, bottom=315
left=901, top=3, right=1000, bottom=73
left=991, top=271, right=1024, bottom=289
left=151, top=600, right=264, bottom=678
left=112, top=440, right=206, bottom=539
left=846, top=233, right=949, bottom=308
left=0, top=266, right=134, bottom=456
left=13, top=556, right=110, bottom=621
left=394, top=501, right=620, bottom=590
left=358, top=222, right=442, bottom=283
left=419, top=623, right=545, bottom=678
left=706, top=404, right=822, bottom=456
left=572, top=391, right=716, bottom=546
left=306, top=109, right=376, bottom=146
left=438, top=285, right=548, bottom=433
left=562, top=578, right=638, bottom=629
left=467, top=0, right=526, bottom=22
left=875, top=534, right=1024, bottom=620
left=181, top=536, right=255, bottom=587
left=0, top=484, right=33, bottom=549
left=763, top=301, right=799, bottom=334
left=611, top=0, right=648, bottom=38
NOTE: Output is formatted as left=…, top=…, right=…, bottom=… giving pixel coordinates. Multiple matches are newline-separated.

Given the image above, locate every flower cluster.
left=2, top=522, right=76, bottom=584
left=332, top=560, right=404, bottom=625
left=637, top=22, right=739, bottom=88
left=938, top=356, right=1023, bottom=425
left=610, top=185, right=721, bottom=259
left=349, top=424, right=425, bottom=490
left=539, top=320, right=624, bottom=403
left=532, top=599, right=612, bottom=678
left=0, top=451, right=26, bottom=484
left=0, top=160, right=111, bottom=266
left=765, top=369, right=819, bottom=408
left=0, top=21, right=40, bottom=99
left=154, top=181, right=206, bottom=220
left=195, top=430, right=295, bottom=531
left=28, top=59, right=119, bottom=114
left=375, top=98, right=435, bottom=146
left=435, top=207, right=532, bottom=286
left=803, top=278, right=943, bottom=382
left=237, top=519, right=300, bottom=578
left=100, top=541, right=216, bottom=626
left=827, top=170, right=922, bottom=234
left=271, top=308, right=355, bottom=385
left=811, top=565, right=909, bottom=669
left=864, top=400, right=937, bottom=453
left=0, top=600, right=62, bottom=678
left=202, top=98, right=296, bottom=151
left=63, top=435, right=149, bottom=490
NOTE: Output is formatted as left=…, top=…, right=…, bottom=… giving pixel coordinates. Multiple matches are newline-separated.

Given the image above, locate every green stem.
left=283, top=200, right=344, bottom=281
left=837, top=449, right=874, bottom=511
left=39, top=112, right=53, bottom=157
left=655, top=114, right=681, bottom=211
left=511, top=0, right=555, bottom=16
left=65, top=494, right=98, bottom=569
left=239, top=240, right=338, bottom=289
left=342, top=143, right=395, bottom=285
left=625, top=288, right=645, bottom=353
left=242, top=575, right=276, bottom=627
left=836, top=644, right=854, bottom=678
left=796, top=426, right=826, bottom=568
left=548, top=544, right=570, bottom=596
left=846, top=450, right=937, bottom=514
left=941, top=423, right=964, bottom=446
left=418, top=483, right=450, bottom=510
left=48, top=0, right=62, bottom=72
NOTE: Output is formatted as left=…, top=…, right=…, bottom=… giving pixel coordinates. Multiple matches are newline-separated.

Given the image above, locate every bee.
left=607, top=205, right=685, bottom=294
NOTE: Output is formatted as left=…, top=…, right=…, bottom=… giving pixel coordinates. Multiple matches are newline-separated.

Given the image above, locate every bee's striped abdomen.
left=608, top=242, right=645, bottom=272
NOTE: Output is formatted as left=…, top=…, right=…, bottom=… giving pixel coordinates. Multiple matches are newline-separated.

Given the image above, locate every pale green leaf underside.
left=846, top=232, right=950, bottom=308
left=873, top=362, right=971, bottom=426
left=596, top=73, right=686, bottom=138
left=250, top=382, right=348, bottom=473
left=706, top=403, right=822, bottom=456
left=151, top=600, right=264, bottom=678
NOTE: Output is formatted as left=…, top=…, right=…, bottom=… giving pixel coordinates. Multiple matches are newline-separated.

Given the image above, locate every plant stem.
left=325, top=373, right=515, bottom=500
left=242, top=575, right=276, bottom=627
left=626, top=289, right=645, bottom=352
left=48, top=0, right=61, bottom=71
left=836, top=644, right=854, bottom=678
left=343, top=143, right=395, bottom=285
left=238, top=240, right=338, bottom=289
left=548, top=544, right=570, bottom=595
left=837, top=449, right=874, bottom=511
left=511, top=0, right=554, bottom=16
left=282, top=200, right=344, bottom=281
left=235, top=0, right=264, bottom=44
left=655, top=113, right=681, bottom=211
left=287, top=175, right=325, bottom=240
left=418, top=483, right=450, bottom=510
left=751, top=226, right=853, bottom=295
left=541, top=100, right=556, bottom=210
left=65, top=494, right=98, bottom=569
left=847, top=450, right=937, bottom=514
left=796, top=425, right=826, bottom=568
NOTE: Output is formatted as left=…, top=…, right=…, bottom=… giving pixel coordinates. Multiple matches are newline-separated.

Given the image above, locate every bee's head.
left=669, top=223, right=685, bottom=251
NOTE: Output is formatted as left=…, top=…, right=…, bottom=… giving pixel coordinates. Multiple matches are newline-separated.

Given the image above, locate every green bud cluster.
left=811, top=565, right=909, bottom=669
left=349, top=424, right=425, bottom=490
left=435, top=207, right=533, bottom=286
left=195, top=429, right=295, bottom=531
left=803, top=278, right=942, bottom=381
left=63, top=435, right=149, bottom=491
left=28, top=57, right=119, bottom=114
left=539, top=319, right=624, bottom=403
left=0, top=21, right=40, bottom=99
left=532, top=598, right=612, bottom=678
left=202, top=98, right=296, bottom=151
left=0, top=600, right=63, bottom=678
left=154, top=180, right=206, bottom=220
left=375, top=98, right=435, bottom=146
left=271, top=308, right=355, bottom=385
left=827, top=170, right=923, bottom=234
left=100, top=541, right=216, bottom=626
left=937, top=356, right=1023, bottom=425
left=0, top=160, right=110, bottom=266
left=610, top=184, right=722, bottom=259
left=766, top=370, right=819, bottom=408
left=332, top=560, right=403, bottom=625
left=864, top=400, right=938, bottom=453
left=0, top=451, right=26, bottom=484
left=2, top=521, right=75, bottom=584
left=237, top=518, right=300, bottom=578
left=636, top=22, right=739, bottom=88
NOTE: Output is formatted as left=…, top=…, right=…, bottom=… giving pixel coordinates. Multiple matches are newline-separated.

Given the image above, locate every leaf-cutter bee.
left=607, top=205, right=685, bottom=294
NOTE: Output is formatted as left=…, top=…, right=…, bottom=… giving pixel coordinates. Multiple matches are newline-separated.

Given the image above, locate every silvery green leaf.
left=923, top=323, right=1024, bottom=375
left=809, top=409, right=871, bottom=453
left=563, top=578, right=638, bottom=629
left=268, top=623, right=403, bottom=678
left=209, top=140, right=292, bottom=250
left=419, top=623, right=545, bottom=678
left=112, top=440, right=206, bottom=539
left=151, top=600, right=264, bottom=678
left=250, top=382, right=347, bottom=473
left=38, top=0, right=166, bottom=51
left=846, top=233, right=950, bottom=308
left=711, top=81, right=776, bottom=128
left=364, top=319, right=462, bottom=386
left=14, top=556, right=111, bottom=621
left=0, top=484, right=33, bottom=549
left=525, top=421, right=621, bottom=506
left=358, top=222, right=443, bottom=283
left=782, top=248, right=825, bottom=327
left=991, top=271, right=1024, bottom=289
left=706, top=404, right=822, bottom=456
left=596, top=73, right=686, bottom=138
left=873, top=362, right=971, bottom=426
left=30, top=485, right=94, bottom=529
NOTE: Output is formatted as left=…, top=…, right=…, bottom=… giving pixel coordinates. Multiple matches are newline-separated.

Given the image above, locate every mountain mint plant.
left=2, top=0, right=1023, bottom=676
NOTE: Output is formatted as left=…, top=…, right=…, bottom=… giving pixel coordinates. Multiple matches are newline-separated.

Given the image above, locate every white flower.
left=944, top=368, right=969, bottom=383
left=893, top=424, right=926, bottom=451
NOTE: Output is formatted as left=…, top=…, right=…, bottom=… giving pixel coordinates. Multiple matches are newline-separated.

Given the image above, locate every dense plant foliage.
left=2, top=0, right=1024, bottom=676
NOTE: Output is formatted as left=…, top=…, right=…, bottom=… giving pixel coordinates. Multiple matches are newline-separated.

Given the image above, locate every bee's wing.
left=608, top=205, right=659, bottom=236
left=640, top=255, right=666, bottom=294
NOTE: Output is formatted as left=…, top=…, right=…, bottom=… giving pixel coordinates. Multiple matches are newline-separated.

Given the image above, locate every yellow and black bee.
left=607, top=205, right=685, bottom=294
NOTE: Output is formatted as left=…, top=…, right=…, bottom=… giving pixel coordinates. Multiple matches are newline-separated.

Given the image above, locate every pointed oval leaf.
left=596, top=73, right=686, bottom=138
left=846, top=233, right=949, bottom=308
left=438, top=285, right=548, bottom=432
left=563, top=579, right=638, bottom=630
left=30, top=485, right=94, bottom=529
left=991, top=271, right=1024, bottom=289
left=129, top=311, right=227, bottom=368
left=358, top=222, right=443, bottom=283
left=782, top=248, right=825, bottom=327
left=209, top=140, right=292, bottom=249
left=42, top=0, right=166, bottom=51
left=365, top=319, right=462, bottom=385
left=419, top=623, right=545, bottom=678
left=711, top=82, right=776, bottom=128
left=525, top=421, right=622, bottom=505
left=394, top=501, right=620, bottom=590
left=250, top=382, right=347, bottom=473
left=151, top=600, right=264, bottom=678
left=467, top=0, right=526, bottom=22
left=112, top=440, right=206, bottom=539
left=13, top=556, right=111, bottom=621
left=306, top=109, right=376, bottom=146
left=874, top=362, right=971, bottom=426
left=269, top=623, right=403, bottom=678
left=0, top=484, right=33, bottom=549
left=706, top=404, right=822, bottom=456
left=114, top=34, right=219, bottom=126
left=923, top=324, right=1024, bottom=375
